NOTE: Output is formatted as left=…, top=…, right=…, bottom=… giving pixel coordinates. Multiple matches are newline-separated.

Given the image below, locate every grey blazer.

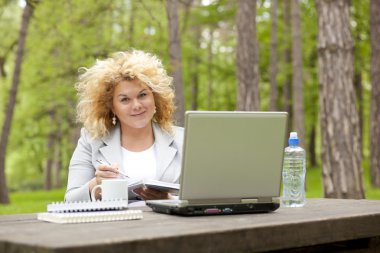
left=64, top=123, right=184, bottom=202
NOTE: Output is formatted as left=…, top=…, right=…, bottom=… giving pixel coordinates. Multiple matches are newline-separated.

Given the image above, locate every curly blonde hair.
left=75, top=50, right=176, bottom=139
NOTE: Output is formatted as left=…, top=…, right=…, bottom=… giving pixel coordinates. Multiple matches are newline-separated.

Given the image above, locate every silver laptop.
left=146, top=111, right=288, bottom=216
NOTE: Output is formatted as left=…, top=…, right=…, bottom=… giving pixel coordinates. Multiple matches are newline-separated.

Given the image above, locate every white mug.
left=91, top=179, right=128, bottom=201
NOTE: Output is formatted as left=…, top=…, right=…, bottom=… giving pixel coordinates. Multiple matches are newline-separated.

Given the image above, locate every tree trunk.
left=181, top=0, right=194, bottom=34
left=283, top=0, right=292, bottom=131
left=45, top=130, right=55, bottom=190
left=181, top=0, right=199, bottom=110
left=0, top=40, right=17, bottom=78
left=308, top=125, right=317, bottom=167
left=316, top=0, right=365, bottom=199
left=370, top=0, right=380, bottom=187
left=54, top=134, right=62, bottom=188
left=44, top=110, right=56, bottom=190
left=166, top=0, right=185, bottom=126
left=291, top=0, right=305, bottom=148
left=190, top=26, right=201, bottom=110
left=207, top=28, right=214, bottom=110
left=354, top=72, right=363, bottom=157
left=236, top=0, right=260, bottom=111
left=0, top=1, right=35, bottom=204
left=269, top=0, right=278, bottom=111
left=0, top=57, right=5, bottom=78
left=54, top=149, right=62, bottom=188
left=128, top=0, right=135, bottom=46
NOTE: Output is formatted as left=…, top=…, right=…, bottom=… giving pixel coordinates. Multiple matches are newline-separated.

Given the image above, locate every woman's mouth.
left=131, top=111, right=145, bottom=117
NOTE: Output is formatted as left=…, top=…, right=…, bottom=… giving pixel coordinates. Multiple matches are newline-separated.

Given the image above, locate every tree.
left=236, top=0, right=260, bottom=111
left=316, top=0, right=365, bottom=199
left=128, top=0, right=136, bottom=46
left=370, top=0, right=380, bottom=187
left=269, top=0, right=278, bottom=111
left=44, top=110, right=56, bottom=190
left=291, top=0, right=305, bottom=148
left=189, top=25, right=201, bottom=110
left=0, top=41, right=17, bottom=79
left=183, top=0, right=201, bottom=110
left=352, top=1, right=370, bottom=158
left=282, top=0, right=292, bottom=131
left=0, top=1, right=21, bottom=79
left=166, top=0, right=185, bottom=126
left=0, top=0, right=36, bottom=204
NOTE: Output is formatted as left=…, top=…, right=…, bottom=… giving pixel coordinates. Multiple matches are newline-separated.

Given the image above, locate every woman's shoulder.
left=153, top=123, right=184, bottom=145
left=172, top=125, right=184, bottom=134
left=78, top=127, right=106, bottom=148
left=171, top=125, right=184, bottom=145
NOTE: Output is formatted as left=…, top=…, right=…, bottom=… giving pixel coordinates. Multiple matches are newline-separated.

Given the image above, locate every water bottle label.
left=282, top=158, right=306, bottom=207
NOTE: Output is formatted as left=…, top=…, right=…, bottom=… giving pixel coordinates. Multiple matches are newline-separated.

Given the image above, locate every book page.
left=143, top=179, right=179, bottom=194
left=128, top=179, right=180, bottom=197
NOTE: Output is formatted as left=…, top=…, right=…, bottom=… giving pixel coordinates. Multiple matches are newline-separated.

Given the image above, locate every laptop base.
left=147, top=202, right=280, bottom=216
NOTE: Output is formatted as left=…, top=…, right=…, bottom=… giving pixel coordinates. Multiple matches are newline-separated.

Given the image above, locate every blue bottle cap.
left=288, top=132, right=299, bottom=145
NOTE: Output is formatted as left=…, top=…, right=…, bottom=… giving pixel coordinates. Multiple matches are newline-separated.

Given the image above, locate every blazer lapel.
left=153, top=123, right=177, bottom=180
left=99, top=126, right=123, bottom=171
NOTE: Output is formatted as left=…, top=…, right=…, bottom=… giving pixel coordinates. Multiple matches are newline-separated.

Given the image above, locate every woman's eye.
left=139, top=93, right=147, bottom=98
left=121, top=97, right=129, bottom=102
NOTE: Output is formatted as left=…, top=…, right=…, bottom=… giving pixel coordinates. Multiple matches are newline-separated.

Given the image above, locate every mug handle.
left=91, top=185, right=102, bottom=201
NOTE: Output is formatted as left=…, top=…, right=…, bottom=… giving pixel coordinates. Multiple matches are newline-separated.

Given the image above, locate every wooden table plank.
left=1, top=198, right=380, bottom=253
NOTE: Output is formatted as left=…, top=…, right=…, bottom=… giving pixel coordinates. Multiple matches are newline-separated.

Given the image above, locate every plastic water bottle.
left=282, top=132, right=306, bottom=207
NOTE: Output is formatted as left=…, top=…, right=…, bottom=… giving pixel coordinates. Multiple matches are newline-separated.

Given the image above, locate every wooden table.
left=1, top=198, right=380, bottom=253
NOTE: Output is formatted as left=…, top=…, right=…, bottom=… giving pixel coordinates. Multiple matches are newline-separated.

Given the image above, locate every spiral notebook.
left=38, top=210, right=143, bottom=224
left=38, top=199, right=143, bottom=224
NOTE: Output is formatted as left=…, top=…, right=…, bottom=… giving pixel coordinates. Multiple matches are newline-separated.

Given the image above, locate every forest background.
left=1, top=0, right=380, bottom=212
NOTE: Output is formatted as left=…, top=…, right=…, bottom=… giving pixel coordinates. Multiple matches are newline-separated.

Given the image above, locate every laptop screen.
left=180, top=111, right=288, bottom=201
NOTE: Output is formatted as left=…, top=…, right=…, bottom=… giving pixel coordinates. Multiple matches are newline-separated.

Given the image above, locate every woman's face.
left=112, top=79, right=156, bottom=131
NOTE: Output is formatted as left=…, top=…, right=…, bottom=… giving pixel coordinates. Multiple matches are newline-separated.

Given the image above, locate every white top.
left=121, top=144, right=157, bottom=181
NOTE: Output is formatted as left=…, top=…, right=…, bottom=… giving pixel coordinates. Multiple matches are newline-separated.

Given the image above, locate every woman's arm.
left=64, top=128, right=96, bottom=202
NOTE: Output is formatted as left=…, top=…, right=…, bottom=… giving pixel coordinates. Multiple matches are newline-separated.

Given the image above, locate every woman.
left=65, top=50, right=184, bottom=202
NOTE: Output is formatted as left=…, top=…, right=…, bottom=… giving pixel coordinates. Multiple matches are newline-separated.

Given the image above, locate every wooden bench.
left=1, top=198, right=380, bottom=253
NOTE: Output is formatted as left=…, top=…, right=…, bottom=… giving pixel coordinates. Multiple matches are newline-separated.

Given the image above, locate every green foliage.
left=0, top=1, right=21, bottom=56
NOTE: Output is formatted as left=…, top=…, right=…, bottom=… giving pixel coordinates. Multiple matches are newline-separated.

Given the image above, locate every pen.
left=95, top=159, right=129, bottom=178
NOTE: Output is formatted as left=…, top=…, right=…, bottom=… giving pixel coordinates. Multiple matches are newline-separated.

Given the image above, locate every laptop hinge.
left=241, top=198, right=259, bottom=203
left=187, top=198, right=240, bottom=205
left=241, top=197, right=279, bottom=204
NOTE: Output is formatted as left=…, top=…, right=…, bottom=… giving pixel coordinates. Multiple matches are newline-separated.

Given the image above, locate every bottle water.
left=282, top=132, right=306, bottom=207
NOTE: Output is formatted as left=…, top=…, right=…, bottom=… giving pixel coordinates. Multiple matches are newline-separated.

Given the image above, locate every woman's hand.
left=133, top=187, right=171, bottom=200
left=94, top=163, right=119, bottom=184
left=89, top=163, right=119, bottom=200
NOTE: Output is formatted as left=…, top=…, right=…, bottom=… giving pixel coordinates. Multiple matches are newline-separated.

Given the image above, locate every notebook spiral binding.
left=47, top=199, right=129, bottom=213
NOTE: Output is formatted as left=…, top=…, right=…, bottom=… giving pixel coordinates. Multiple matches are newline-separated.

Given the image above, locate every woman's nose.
left=132, top=99, right=142, bottom=109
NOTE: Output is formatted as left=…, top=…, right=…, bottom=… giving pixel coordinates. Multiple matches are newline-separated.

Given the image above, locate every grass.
left=305, top=166, right=324, bottom=198
left=305, top=164, right=380, bottom=199
left=1, top=166, right=380, bottom=215
left=0, top=188, right=66, bottom=215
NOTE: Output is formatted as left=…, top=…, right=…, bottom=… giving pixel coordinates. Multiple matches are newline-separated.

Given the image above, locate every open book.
left=128, top=179, right=180, bottom=198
